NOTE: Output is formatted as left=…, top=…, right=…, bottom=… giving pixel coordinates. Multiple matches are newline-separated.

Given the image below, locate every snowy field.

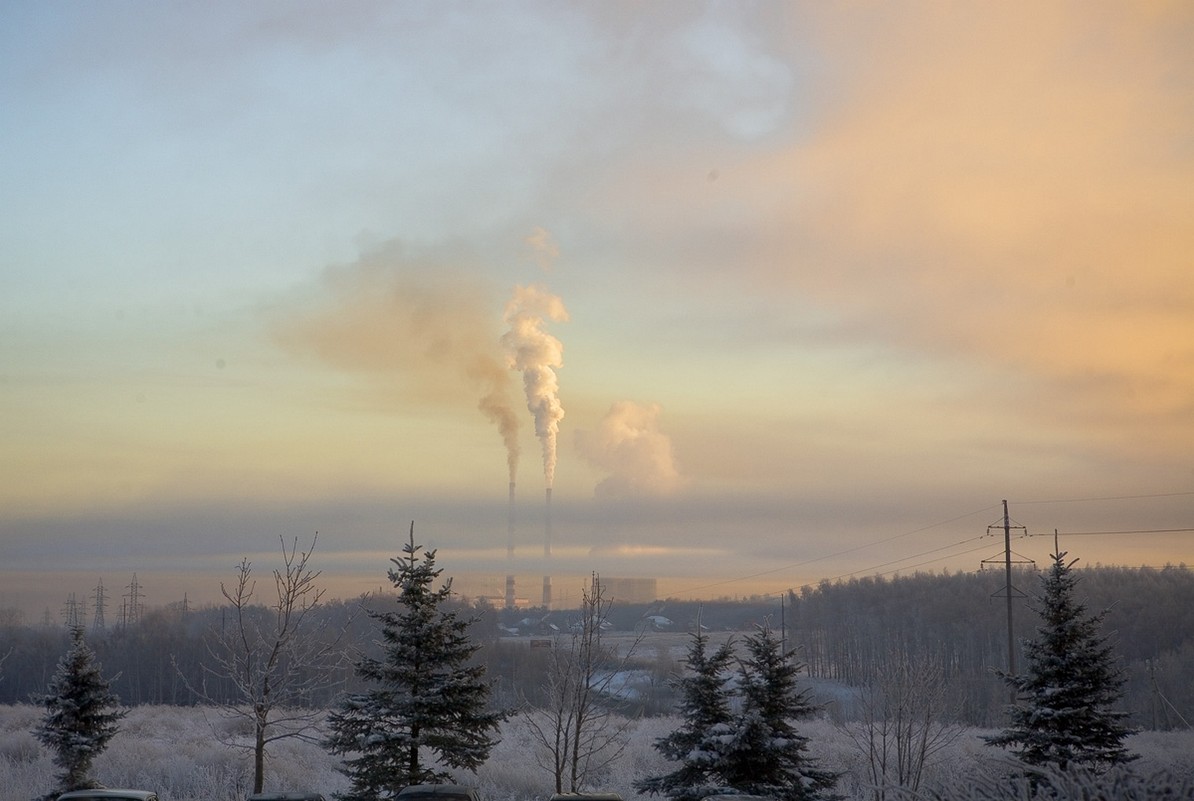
left=2, top=704, right=1192, bottom=801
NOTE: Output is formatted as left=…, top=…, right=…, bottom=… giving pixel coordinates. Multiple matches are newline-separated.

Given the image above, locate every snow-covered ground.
left=2, top=704, right=1191, bottom=801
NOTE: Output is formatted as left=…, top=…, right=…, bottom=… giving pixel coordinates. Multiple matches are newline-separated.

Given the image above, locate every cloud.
left=575, top=401, right=683, bottom=499
left=570, top=3, right=1194, bottom=460
left=776, top=4, right=1194, bottom=448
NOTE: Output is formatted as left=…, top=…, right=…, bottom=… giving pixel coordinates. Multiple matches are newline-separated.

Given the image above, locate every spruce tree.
left=33, top=625, right=127, bottom=796
left=325, top=524, right=505, bottom=801
left=721, top=626, right=838, bottom=801
left=985, top=547, right=1136, bottom=771
left=636, top=627, right=737, bottom=801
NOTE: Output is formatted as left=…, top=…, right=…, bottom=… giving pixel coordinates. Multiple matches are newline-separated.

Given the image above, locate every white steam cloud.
left=502, top=284, right=568, bottom=488
left=576, top=401, right=682, bottom=498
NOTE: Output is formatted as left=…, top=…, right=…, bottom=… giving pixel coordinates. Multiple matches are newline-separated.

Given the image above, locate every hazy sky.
left=3, top=2, right=1192, bottom=618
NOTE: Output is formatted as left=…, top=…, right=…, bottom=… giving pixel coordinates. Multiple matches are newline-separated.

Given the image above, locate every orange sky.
left=1, top=2, right=1191, bottom=619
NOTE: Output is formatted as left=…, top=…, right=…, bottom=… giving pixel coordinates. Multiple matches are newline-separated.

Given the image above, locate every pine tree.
left=33, top=626, right=127, bottom=796
left=636, top=627, right=737, bottom=801
left=721, top=626, right=838, bottom=801
left=985, top=548, right=1136, bottom=771
left=325, top=524, right=505, bottom=801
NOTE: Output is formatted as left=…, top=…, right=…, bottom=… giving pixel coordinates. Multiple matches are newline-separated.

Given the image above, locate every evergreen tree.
left=721, top=626, right=838, bottom=801
left=325, top=524, right=505, bottom=801
left=636, top=627, right=737, bottom=801
left=985, top=548, right=1136, bottom=771
left=33, top=626, right=127, bottom=796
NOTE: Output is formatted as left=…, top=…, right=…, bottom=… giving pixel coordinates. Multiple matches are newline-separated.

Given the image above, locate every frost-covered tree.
left=636, top=626, right=736, bottom=801
left=721, top=626, right=839, bottom=801
left=183, top=534, right=343, bottom=795
left=985, top=547, right=1136, bottom=771
left=524, top=574, right=641, bottom=793
left=325, top=524, right=505, bottom=801
left=840, top=650, right=964, bottom=801
left=33, top=626, right=127, bottom=796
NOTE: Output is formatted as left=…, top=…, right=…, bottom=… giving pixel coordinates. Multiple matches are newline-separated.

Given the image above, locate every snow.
left=3, top=706, right=1193, bottom=801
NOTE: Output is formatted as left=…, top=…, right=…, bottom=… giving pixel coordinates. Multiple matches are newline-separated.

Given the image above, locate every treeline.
left=784, top=564, right=1194, bottom=726
left=2, top=564, right=1192, bottom=730
left=0, top=594, right=460, bottom=707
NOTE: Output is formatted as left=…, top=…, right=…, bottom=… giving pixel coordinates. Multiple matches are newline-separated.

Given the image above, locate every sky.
left=2, top=2, right=1192, bottom=620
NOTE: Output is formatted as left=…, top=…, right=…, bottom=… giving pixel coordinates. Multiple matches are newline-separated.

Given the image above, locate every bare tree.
left=840, top=651, right=964, bottom=801
left=179, top=534, right=344, bottom=795
left=524, top=574, right=642, bottom=793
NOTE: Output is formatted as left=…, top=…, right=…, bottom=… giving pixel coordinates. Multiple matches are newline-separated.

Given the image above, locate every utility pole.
left=983, top=499, right=1030, bottom=704
left=1003, top=500, right=1015, bottom=685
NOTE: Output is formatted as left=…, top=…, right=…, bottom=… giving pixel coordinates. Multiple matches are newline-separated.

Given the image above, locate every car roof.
left=246, top=794, right=326, bottom=801
left=397, top=786, right=479, bottom=799
left=57, top=791, right=158, bottom=801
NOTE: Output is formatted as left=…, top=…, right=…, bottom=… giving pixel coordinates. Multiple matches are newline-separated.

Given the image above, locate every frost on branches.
left=33, top=625, right=127, bottom=797
left=635, top=628, right=736, bottom=801
left=985, top=547, right=1136, bottom=772
left=639, top=625, right=838, bottom=801
left=324, top=523, right=505, bottom=801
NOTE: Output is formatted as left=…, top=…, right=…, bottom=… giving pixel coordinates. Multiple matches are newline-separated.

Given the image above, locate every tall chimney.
left=542, top=486, right=552, bottom=608
left=508, top=481, right=516, bottom=558
left=505, top=481, right=516, bottom=609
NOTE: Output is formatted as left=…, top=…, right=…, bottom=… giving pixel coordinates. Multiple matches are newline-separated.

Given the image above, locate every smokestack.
left=508, top=481, right=516, bottom=558
left=505, top=481, right=516, bottom=609
left=544, top=486, right=552, bottom=557
left=542, top=486, right=552, bottom=608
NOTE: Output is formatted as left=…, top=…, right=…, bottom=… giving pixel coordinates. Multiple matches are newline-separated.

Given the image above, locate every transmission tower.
left=123, top=573, right=144, bottom=627
left=61, top=592, right=85, bottom=630
left=91, top=578, right=108, bottom=633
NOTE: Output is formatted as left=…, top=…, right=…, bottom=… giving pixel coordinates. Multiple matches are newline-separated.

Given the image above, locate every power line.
left=825, top=537, right=992, bottom=583
left=675, top=503, right=999, bottom=597
left=864, top=541, right=1005, bottom=581
left=671, top=492, right=1189, bottom=600
left=1011, top=490, right=1194, bottom=505
left=1054, top=527, right=1194, bottom=537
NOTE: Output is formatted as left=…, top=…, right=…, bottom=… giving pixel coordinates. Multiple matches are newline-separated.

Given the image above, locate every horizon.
left=4, top=493, right=1190, bottom=624
left=2, top=4, right=1192, bottom=623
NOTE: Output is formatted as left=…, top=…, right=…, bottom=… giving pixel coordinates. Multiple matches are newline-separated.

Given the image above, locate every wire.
left=825, top=537, right=991, bottom=583
left=1011, top=491, right=1194, bottom=505
left=671, top=494, right=1190, bottom=600
left=1054, top=527, right=1194, bottom=537
left=674, top=504, right=999, bottom=597
left=865, top=541, right=1007, bottom=581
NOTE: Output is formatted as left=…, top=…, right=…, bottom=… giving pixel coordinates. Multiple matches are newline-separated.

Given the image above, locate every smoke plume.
left=271, top=242, right=520, bottom=480
left=525, top=226, right=560, bottom=271
left=501, top=284, right=568, bottom=487
left=576, top=400, right=682, bottom=498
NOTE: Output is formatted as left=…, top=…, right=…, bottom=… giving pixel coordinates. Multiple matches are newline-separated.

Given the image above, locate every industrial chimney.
left=542, top=486, right=552, bottom=608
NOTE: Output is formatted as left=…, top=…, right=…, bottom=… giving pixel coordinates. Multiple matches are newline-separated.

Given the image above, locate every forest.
left=2, top=560, right=1193, bottom=800
left=2, top=563, right=1192, bottom=727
